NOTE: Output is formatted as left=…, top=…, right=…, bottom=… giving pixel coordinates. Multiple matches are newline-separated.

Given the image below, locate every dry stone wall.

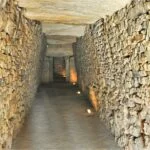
left=74, top=0, right=150, bottom=149
left=0, top=0, right=46, bottom=149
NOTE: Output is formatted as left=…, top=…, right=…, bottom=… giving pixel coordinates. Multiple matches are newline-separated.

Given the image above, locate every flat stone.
left=18, top=0, right=131, bottom=24
left=46, top=44, right=73, bottom=57
left=42, top=23, right=85, bottom=37
left=47, top=35, right=76, bottom=45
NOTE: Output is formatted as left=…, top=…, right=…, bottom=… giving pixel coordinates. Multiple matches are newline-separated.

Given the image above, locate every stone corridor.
left=12, top=83, right=120, bottom=150
left=1, top=0, right=150, bottom=150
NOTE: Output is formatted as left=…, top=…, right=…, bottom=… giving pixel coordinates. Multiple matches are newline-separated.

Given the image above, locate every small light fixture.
left=77, top=91, right=81, bottom=95
left=87, top=109, right=92, bottom=114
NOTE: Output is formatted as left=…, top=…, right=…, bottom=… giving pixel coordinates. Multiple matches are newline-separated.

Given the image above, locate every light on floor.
left=87, top=109, right=92, bottom=114
left=77, top=91, right=81, bottom=95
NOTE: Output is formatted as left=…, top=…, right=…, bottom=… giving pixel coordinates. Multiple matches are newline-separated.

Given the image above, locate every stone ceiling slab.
left=18, top=0, right=131, bottom=25
left=46, top=44, right=73, bottom=57
left=42, top=23, right=85, bottom=37
left=17, top=0, right=131, bottom=51
left=47, top=35, right=76, bottom=45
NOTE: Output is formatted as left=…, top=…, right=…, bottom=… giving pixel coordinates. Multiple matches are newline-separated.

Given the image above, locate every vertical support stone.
left=65, top=56, right=70, bottom=82
left=49, top=57, right=54, bottom=82
left=42, top=57, right=50, bottom=83
left=69, top=57, right=77, bottom=83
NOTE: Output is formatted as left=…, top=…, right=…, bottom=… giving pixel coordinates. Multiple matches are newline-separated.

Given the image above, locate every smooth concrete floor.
left=12, top=82, right=120, bottom=150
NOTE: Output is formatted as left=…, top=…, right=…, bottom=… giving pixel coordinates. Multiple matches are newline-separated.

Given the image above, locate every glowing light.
left=77, top=91, right=81, bottom=95
left=70, top=69, right=77, bottom=83
left=89, top=87, right=99, bottom=111
left=73, top=82, right=76, bottom=85
left=87, top=109, right=92, bottom=114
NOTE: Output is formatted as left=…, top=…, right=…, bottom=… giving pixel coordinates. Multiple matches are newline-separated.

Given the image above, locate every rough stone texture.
left=74, top=0, right=150, bottom=149
left=0, top=0, right=46, bottom=149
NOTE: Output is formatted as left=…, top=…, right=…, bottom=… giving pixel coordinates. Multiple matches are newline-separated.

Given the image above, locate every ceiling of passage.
left=18, top=0, right=131, bottom=25
left=18, top=0, right=131, bottom=56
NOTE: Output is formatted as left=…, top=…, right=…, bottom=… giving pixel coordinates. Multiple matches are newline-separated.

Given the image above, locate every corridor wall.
left=0, top=0, right=46, bottom=149
left=74, top=0, right=150, bottom=149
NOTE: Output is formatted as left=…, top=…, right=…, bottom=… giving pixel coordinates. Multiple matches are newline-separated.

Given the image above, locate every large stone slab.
left=18, top=0, right=131, bottom=24
left=46, top=44, right=73, bottom=57
left=18, top=0, right=131, bottom=39
left=43, top=23, right=85, bottom=37
left=47, top=35, right=76, bottom=45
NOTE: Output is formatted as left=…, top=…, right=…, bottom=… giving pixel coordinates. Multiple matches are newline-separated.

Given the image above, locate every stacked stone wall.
left=0, top=0, right=46, bottom=149
left=74, top=0, right=150, bottom=149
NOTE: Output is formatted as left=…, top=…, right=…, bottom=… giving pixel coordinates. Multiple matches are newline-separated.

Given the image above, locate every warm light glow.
left=73, top=82, right=76, bottom=85
left=77, top=91, right=81, bottom=95
left=70, top=68, right=77, bottom=83
left=87, top=109, right=92, bottom=114
left=89, top=87, right=99, bottom=111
